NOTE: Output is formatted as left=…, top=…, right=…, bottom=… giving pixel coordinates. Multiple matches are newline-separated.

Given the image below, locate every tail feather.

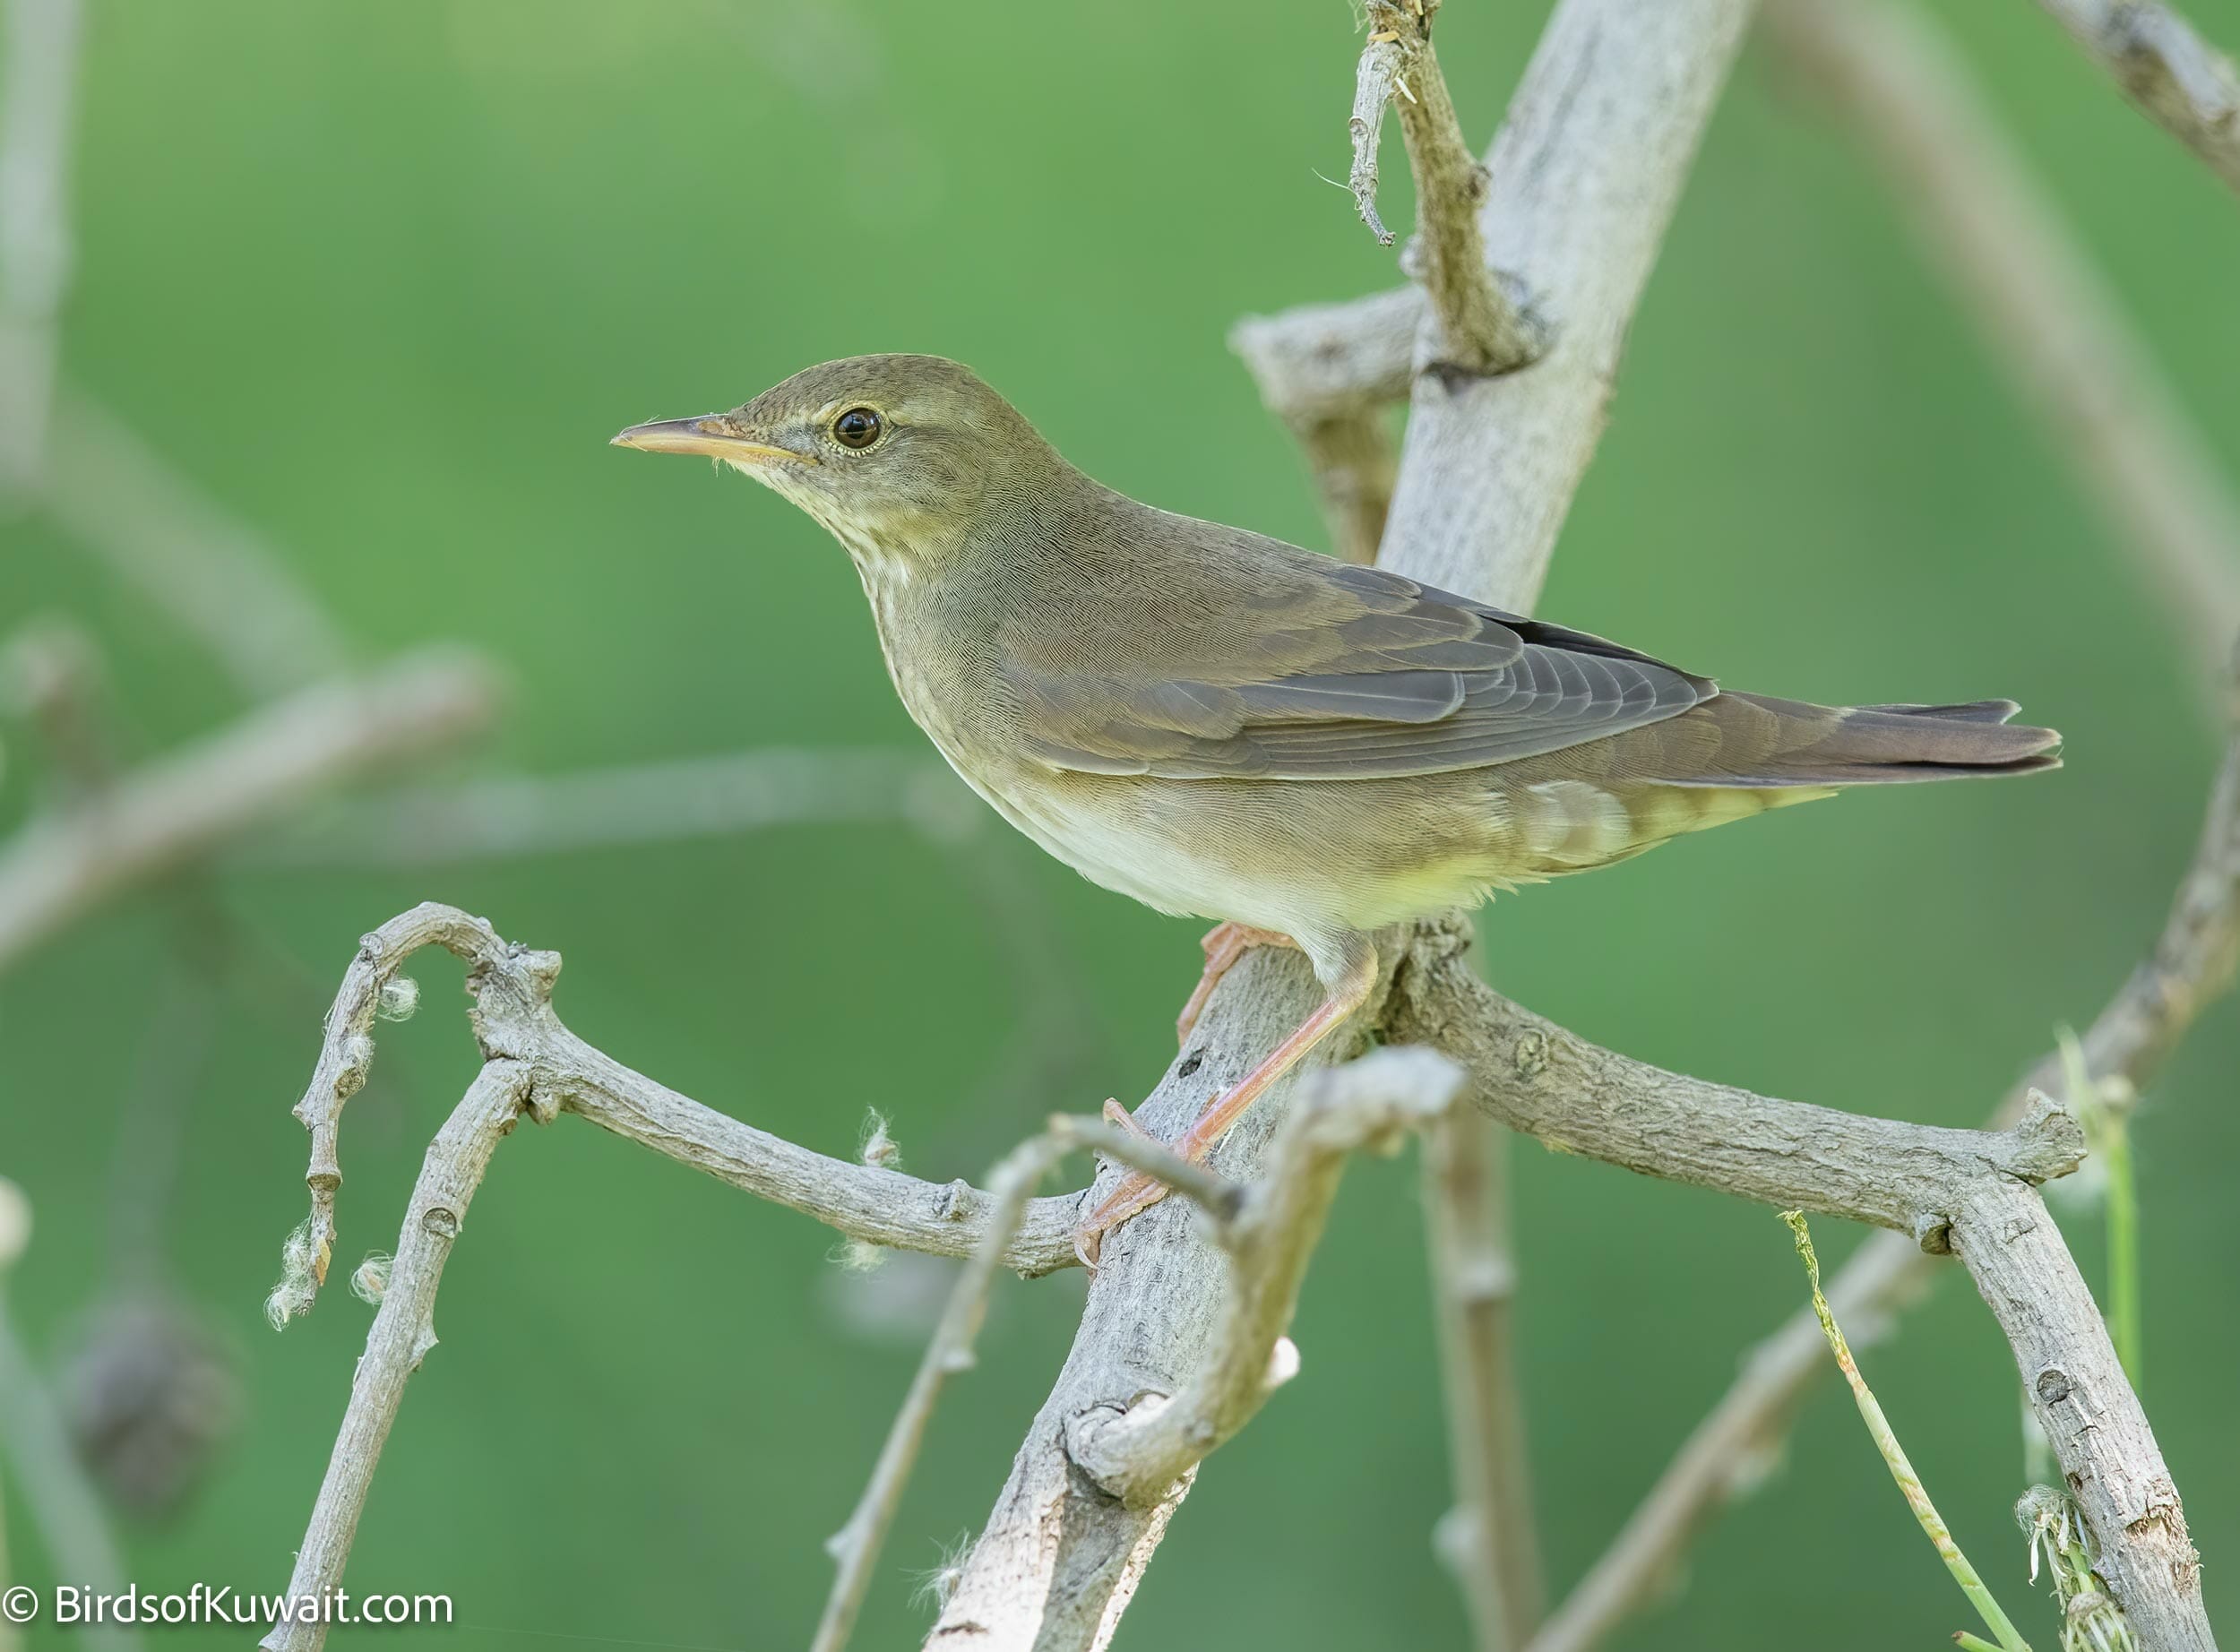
left=1663, top=691, right=2061, bottom=788
left=1856, top=698, right=2023, bottom=725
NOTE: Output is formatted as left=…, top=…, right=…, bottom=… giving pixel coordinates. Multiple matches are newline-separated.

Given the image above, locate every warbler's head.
left=613, top=354, right=1061, bottom=568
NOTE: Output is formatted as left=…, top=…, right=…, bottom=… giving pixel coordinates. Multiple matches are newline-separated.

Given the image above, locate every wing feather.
left=1009, top=559, right=1715, bottom=782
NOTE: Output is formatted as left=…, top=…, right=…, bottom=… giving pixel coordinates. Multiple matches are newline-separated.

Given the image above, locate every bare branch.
left=1348, top=24, right=1404, bottom=245
left=264, top=904, right=1109, bottom=1646
left=269, top=906, right=1085, bottom=1323
left=1770, top=0, right=2240, bottom=701
left=552, top=1027, right=1090, bottom=1273
left=1370, top=0, right=1541, bottom=375
left=1423, top=1113, right=1542, bottom=1650
left=1949, top=1178, right=2206, bottom=1651
left=265, top=908, right=1437, bottom=1641
left=1516, top=675, right=2240, bottom=1652
left=1066, top=1049, right=1464, bottom=1500
left=1394, top=934, right=2210, bottom=1645
left=2033, top=0, right=2240, bottom=193
left=814, top=1131, right=1073, bottom=1652
left=0, top=650, right=500, bottom=976
left=1389, top=934, right=2084, bottom=1238
left=271, top=885, right=2119, bottom=1641
left=259, top=1062, right=530, bottom=1652
left=1226, top=303, right=1401, bottom=565
left=1250, top=0, right=1766, bottom=604
left=814, top=1114, right=1245, bottom=1652
left=1343, top=0, right=1541, bottom=378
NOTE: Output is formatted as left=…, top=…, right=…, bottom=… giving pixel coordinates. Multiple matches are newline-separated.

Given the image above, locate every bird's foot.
left=1082, top=935, right=1374, bottom=1269
left=1175, top=923, right=1298, bottom=1047
left=1073, top=1099, right=1216, bottom=1269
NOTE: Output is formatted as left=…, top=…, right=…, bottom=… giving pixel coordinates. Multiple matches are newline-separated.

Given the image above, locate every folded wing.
left=1012, top=560, right=1717, bottom=781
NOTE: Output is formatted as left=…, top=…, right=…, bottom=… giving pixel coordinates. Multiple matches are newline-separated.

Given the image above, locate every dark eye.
left=832, top=407, right=882, bottom=449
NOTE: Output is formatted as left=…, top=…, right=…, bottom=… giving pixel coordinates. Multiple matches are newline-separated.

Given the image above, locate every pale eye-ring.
left=832, top=407, right=883, bottom=449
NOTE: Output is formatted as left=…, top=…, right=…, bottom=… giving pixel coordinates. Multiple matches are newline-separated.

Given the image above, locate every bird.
left=614, top=353, right=2059, bottom=1260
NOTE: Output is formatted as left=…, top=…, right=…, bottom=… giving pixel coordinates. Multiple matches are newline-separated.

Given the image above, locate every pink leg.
left=1175, top=923, right=1299, bottom=1047
left=1079, top=942, right=1377, bottom=1266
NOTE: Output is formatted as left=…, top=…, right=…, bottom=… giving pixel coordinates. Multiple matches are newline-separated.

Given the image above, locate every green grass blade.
left=1783, top=1211, right=2033, bottom=1652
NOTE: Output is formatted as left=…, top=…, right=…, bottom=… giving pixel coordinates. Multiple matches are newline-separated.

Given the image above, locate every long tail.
left=1484, top=690, right=2059, bottom=878
left=1663, top=693, right=2062, bottom=787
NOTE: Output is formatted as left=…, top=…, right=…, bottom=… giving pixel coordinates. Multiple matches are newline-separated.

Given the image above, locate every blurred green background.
left=2, top=1, right=2236, bottom=1647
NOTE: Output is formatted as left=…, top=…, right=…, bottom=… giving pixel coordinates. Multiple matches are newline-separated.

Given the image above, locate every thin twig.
left=2032, top=0, right=2240, bottom=193
left=277, top=867, right=2129, bottom=1649
left=259, top=1063, right=530, bottom=1652
left=268, top=904, right=1089, bottom=1338
left=1423, top=1112, right=1543, bottom=1650
left=1355, top=0, right=1540, bottom=375
left=1051, top=1115, right=1245, bottom=1224
left=812, top=1116, right=1241, bottom=1652
left=0, top=650, right=500, bottom=975
left=1769, top=0, right=2240, bottom=703
left=812, top=1129, right=1067, bottom=1652
left=1349, top=25, right=1405, bottom=245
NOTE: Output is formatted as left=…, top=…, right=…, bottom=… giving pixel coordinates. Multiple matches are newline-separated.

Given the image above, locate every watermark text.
left=1, top=1583, right=452, bottom=1630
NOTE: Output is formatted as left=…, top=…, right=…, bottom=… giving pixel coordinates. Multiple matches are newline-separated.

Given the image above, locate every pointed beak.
left=609, top=416, right=815, bottom=465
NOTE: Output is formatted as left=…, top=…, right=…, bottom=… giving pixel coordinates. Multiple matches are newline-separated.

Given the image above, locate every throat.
left=840, top=526, right=916, bottom=589
left=850, top=549, right=927, bottom=709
